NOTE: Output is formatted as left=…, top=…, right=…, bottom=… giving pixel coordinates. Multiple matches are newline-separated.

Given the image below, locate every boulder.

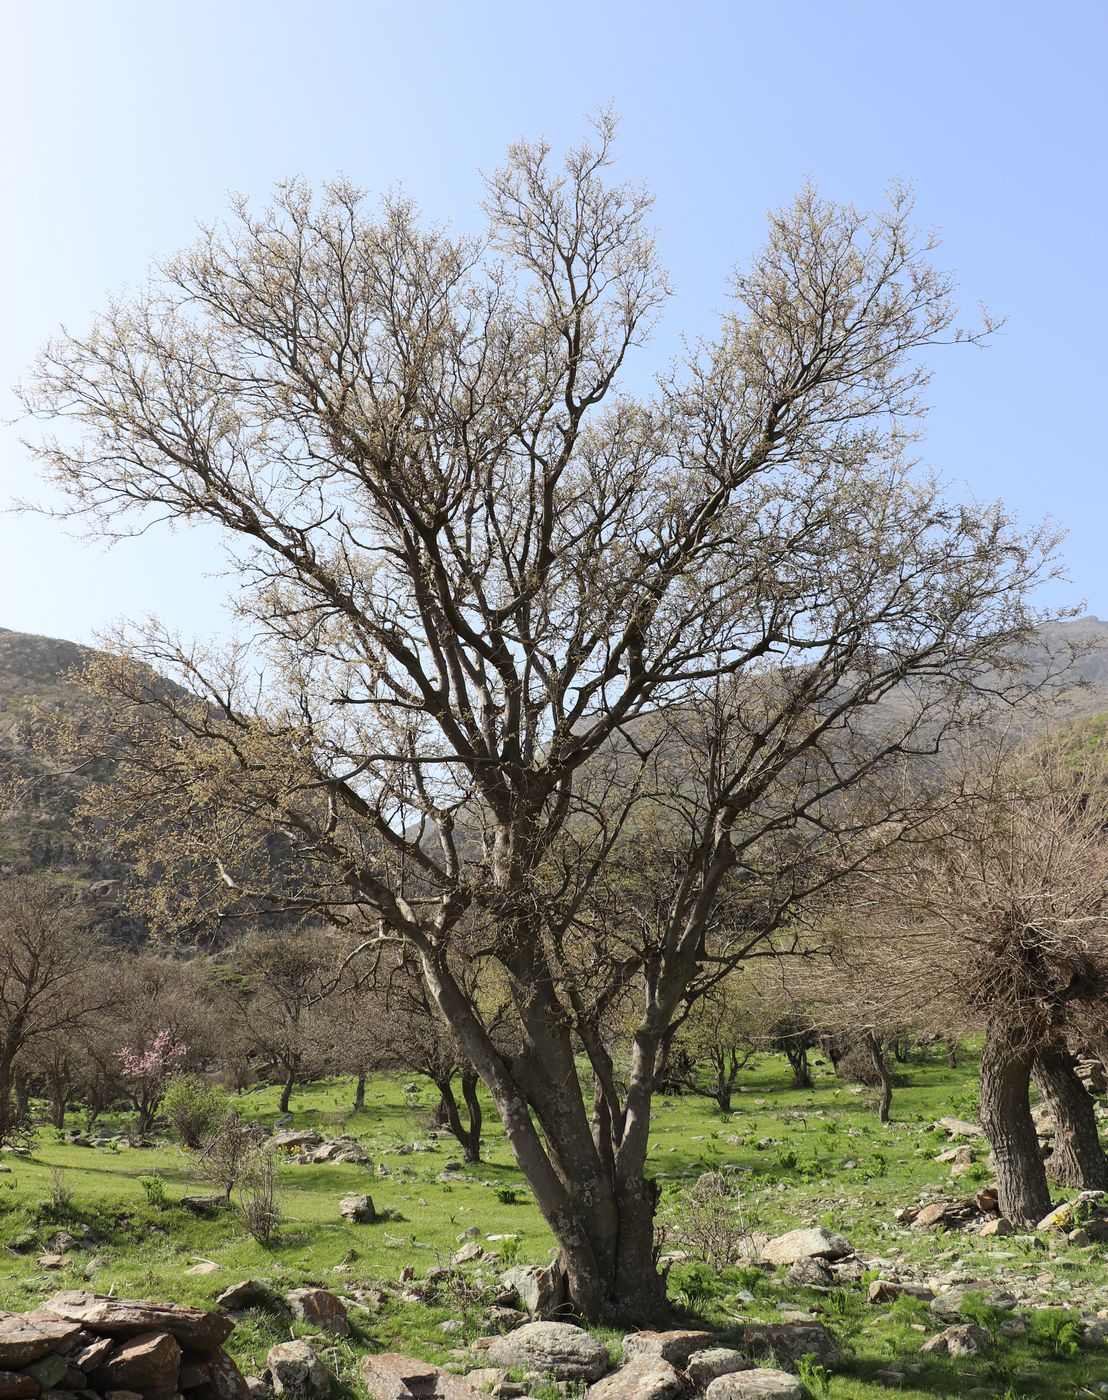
left=759, top=1227, right=851, bottom=1267
left=73, top=1336, right=117, bottom=1371
left=930, top=1285, right=1016, bottom=1322
left=979, top=1217, right=1013, bottom=1237
left=0, top=1314, right=84, bottom=1368
left=361, top=1355, right=483, bottom=1399
left=867, top=1280, right=934, bottom=1305
left=452, top=1242, right=483, bottom=1265
left=935, top=1117, right=984, bottom=1138
left=25, top=1353, right=68, bottom=1390
left=742, top=1323, right=844, bottom=1371
left=0, top=1374, right=38, bottom=1400
left=93, top=1332, right=182, bottom=1393
left=485, top=1322, right=610, bottom=1382
left=705, top=1370, right=804, bottom=1400
left=499, top=1263, right=567, bottom=1319
left=622, top=1331, right=717, bottom=1368
left=784, top=1257, right=835, bottom=1290
left=216, top=1281, right=279, bottom=1313
left=686, top=1350, right=751, bottom=1387
left=271, top=1131, right=321, bottom=1152
left=920, top=1324, right=990, bottom=1357
left=585, top=1355, right=686, bottom=1400
left=42, top=1295, right=233, bottom=1350
left=285, top=1291, right=349, bottom=1337
left=191, top=1346, right=251, bottom=1400
left=265, top=1342, right=329, bottom=1400
left=338, top=1195, right=375, bottom=1224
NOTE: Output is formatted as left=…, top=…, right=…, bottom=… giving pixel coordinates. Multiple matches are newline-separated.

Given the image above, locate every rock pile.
left=0, top=1292, right=246, bottom=1400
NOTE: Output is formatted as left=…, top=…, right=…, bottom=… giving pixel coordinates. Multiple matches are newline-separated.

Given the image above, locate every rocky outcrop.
left=0, top=1294, right=246, bottom=1400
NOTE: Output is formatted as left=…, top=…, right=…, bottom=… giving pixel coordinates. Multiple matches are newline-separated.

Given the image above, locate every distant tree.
left=24, top=120, right=1059, bottom=1316
left=665, top=976, right=764, bottom=1114
left=0, top=876, right=101, bottom=1142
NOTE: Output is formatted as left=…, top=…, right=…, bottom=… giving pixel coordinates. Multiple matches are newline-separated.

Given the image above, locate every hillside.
left=2, top=617, right=1107, bottom=937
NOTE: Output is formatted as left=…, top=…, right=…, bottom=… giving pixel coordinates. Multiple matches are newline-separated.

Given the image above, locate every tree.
left=665, top=977, right=764, bottom=1113
left=0, top=876, right=101, bottom=1142
left=822, top=735, right=1108, bottom=1223
left=22, top=120, right=1058, bottom=1317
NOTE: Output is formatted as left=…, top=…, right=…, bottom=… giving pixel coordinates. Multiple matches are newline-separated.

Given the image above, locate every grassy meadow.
left=0, top=1050, right=1106, bottom=1399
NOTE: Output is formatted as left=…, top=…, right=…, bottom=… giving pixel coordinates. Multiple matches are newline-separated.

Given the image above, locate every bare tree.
left=0, top=876, right=101, bottom=1142
left=21, top=120, right=1059, bottom=1316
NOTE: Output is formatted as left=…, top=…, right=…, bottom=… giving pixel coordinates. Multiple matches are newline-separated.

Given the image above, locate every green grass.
left=0, top=1052, right=1106, bottom=1398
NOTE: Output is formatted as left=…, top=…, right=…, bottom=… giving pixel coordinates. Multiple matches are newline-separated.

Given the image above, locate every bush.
left=162, top=1076, right=231, bottom=1149
left=667, top=1171, right=755, bottom=1271
left=236, top=1148, right=281, bottom=1245
left=139, top=1173, right=168, bottom=1208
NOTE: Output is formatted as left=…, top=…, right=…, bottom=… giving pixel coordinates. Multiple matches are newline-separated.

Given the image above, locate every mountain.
left=2, top=617, right=1108, bottom=936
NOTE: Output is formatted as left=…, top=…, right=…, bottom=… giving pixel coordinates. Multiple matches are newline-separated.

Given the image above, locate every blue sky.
left=2, top=0, right=1104, bottom=644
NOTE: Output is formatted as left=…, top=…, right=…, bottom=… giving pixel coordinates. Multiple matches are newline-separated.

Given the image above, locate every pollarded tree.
left=22, top=120, right=1059, bottom=1316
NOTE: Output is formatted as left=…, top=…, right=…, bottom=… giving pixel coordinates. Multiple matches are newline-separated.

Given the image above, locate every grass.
left=0, top=1052, right=1106, bottom=1398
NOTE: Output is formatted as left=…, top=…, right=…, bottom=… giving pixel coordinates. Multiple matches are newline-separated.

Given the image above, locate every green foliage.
left=1026, top=1307, right=1085, bottom=1359
left=796, top=1354, right=833, bottom=1399
left=493, top=1186, right=520, bottom=1205
left=138, top=1173, right=168, bottom=1208
left=162, top=1076, right=231, bottom=1149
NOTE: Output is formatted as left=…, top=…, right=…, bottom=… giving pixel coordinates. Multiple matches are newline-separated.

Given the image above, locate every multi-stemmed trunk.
left=864, top=1033, right=894, bottom=1123
left=435, top=1069, right=484, bottom=1164
left=978, top=1026, right=1052, bottom=1226
left=1033, top=1046, right=1108, bottom=1189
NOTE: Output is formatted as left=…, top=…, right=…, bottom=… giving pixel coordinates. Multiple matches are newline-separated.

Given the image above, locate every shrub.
left=162, top=1076, right=231, bottom=1149
left=139, top=1173, right=168, bottom=1208
left=236, top=1147, right=281, bottom=1246
left=1027, top=1308, right=1084, bottom=1360
left=668, top=1171, right=754, bottom=1271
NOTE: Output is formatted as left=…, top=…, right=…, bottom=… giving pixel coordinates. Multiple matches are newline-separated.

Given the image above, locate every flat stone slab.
left=0, top=1314, right=85, bottom=1368
left=622, top=1329, right=717, bottom=1367
left=585, top=1355, right=685, bottom=1400
left=706, top=1370, right=804, bottom=1400
left=363, top=1354, right=484, bottom=1398
left=43, top=1293, right=233, bottom=1349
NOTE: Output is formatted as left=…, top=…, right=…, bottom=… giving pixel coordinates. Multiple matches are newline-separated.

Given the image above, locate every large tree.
left=22, top=120, right=1057, bottom=1316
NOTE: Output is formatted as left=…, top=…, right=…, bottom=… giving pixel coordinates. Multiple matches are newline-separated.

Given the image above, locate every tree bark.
left=353, top=1071, right=366, bottom=1112
left=1033, top=1046, right=1108, bottom=1189
left=865, top=1032, right=894, bottom=1123
left=785, top=1045, right=812, bottom=1089
left=279, top=1070, right=294, bottom=1115
left=978, top=1028, right=1052, bottom=1226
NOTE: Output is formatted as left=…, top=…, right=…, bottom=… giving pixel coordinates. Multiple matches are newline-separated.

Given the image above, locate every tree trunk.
left=353, top=1071, right=366, bottom=1112
left=1034, top=1046, right=1108, bottom=1189
left=978, top=1028, right=1052, bottom=1226
left=13, top=1068, right=29, bottom=1121
left=946, top=1039, right=961, bottom=1069
left=865, top=1033, right=894, bottom=1123
left=785, top=1045, right=812, bottom=1089
left=279, top=1070, right=294, bottom=1115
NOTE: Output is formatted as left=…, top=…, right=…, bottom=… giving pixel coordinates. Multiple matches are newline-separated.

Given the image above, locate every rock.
left=920, top=1324, right=990, bottom=1357
left=192, top=1346, right=251, bottom=1400
left=975, top=1186, right=1000, bottom=1213
left=622, top=1331, right=717, bottom=1368
left=930, top=1285, right=1016, bottom=1321
left=93, top=1332, right=182, bottom=1393
left=485, top=1322, right=610, bottom=1382
left=686, top=1350, right=752, bottom=1386
left=742, top=1323, right=844, bottom=1371
left=705, top=1370, right=804, bottom=1400
left=936, top=1117, right=984, bottom=1138
left=271, top=1131, right=321, bottom=1151
left=338, top=1195, right=375, bottom=1224
left=0, top=1374, right=38, bottom=1400
left=1037, top=1191, right=1106, bottom=1231
left=0, top=1314, right=85, bottom=1367
left=499, top=1264, right=567, bottom=1320
left=49, top=1232, right=80, bottom=1255
left=452, top=1242, right=483, bottom=1265
left=185, top=1262, right=220, bottom=1276
left=362, top=1354, right=483, bottom=1398
left=784, top=1257, right=836, bottom=1290
left=759, top=1227, right=852, bottom=1266
left=245, top=1380, right=271, bottom=1400
left=25, top=1353, right=68, bottom=1390
left=285, top=1290, right=349, bottom=1337
left=979, top=1217, right=1013, bottom=1237
left=585, top=1355, right=686, bottom=1400
left=216, top=1281, right=279, bottom=1313
left=867, top=1280, right=934, bottom=1305
left=74, top=1336, right=116, bottom=1371
left=42, top=1294, right=233, bottom=1349
left=36, top=1257, right=65, bottom=1271
left=265, top=1342, right=329, bottom=1400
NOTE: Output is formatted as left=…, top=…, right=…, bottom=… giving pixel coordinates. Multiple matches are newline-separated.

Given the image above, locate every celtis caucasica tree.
left=21, top=118, right=1058, bottom=1316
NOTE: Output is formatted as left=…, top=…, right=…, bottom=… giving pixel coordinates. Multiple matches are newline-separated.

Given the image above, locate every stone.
left=36, top=1257, right=65, bottom=1271
left=759, top=1227, right=851, bottom=1266
left=936, top=1117, right=984, bottom=1138
left=0, top=1314, right=84, bottom=1367
left=1038, top=1191, right=1105, bottom=1231
left=979, top=1217, right=1013, bottom=1237
left=585, top=1355, right=686, bottom=1400
left=74, top=1336, right=116, bottom=1371
left=25, top=1354, right=68, bottom=1391
left=920, top=1324, right=990, bottom=1357
left=216, top=1281, right=279, bottom=1313
left=0, top=1375, right=37, bottom=1400
left=285, top=1290, right=349, bottom=1337
left=94, top=1332, right=182, bottom=1393
left=245, top=1381, right=272, bottom=1400
left=271, top=1131, right=321, bottom=1152
left=191, top=1346, right=251, bottom=1400
left=930, top=1285, right=1016, bottom=1321
left=362, top=1354, right=483, bottom=1399
left=265, top=1342, right=329, bottom=1400
left=784, top=1258, right=835, bottom=1290
left=499, top=1264, right=567, bottom=1320
left=42, top=1294, right=233, bottom=1349
left=742, top=1323, right=844, bottom=1371
left=185, top=1262, right=220, bottom=1276
left=622, top=1330, right=717, bottom=1368
left=338, top=1195, right=375, bottom=1224
left=452, top=1242, right=483, bottom=1265
left=49, top=1232, right=80, bottom=1255
left=705, top=1370, right=804, bottom=1400
left=686, top=1349, right=752, bottom=1386
left=867, top=1280, right=934, bottom=1305
left=485, top=1323, right=610, bottom=1382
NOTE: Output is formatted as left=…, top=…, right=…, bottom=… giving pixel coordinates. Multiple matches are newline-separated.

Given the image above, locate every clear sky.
left=1, top=0, right=1104, bottom=645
